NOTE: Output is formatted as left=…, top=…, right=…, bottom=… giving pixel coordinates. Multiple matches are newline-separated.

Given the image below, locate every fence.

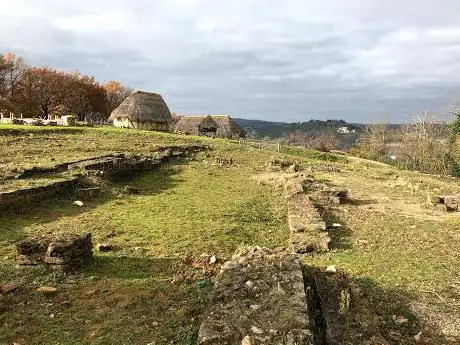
left=238, top=138, right=282, bottom=152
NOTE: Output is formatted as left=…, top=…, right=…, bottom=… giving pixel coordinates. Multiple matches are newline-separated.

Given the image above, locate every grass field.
left=0, top=126, right=288, bottom=344
left=0, top=125, right=459, bottom=344
left=306, top=161, right=460, bottom=343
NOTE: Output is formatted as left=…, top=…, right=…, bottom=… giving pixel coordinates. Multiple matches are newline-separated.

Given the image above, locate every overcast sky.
left=1, top=1, right=460, bottom=123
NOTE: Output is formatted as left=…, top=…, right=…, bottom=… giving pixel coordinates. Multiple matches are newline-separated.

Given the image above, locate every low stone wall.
left=284, top=176, right=330, bottom=254
left=197, top=247, right=313, bottom=345
left=13, top=155, right=116, bottom=179
left=68, top=145, right=204, bottom=179
left=12, top=145, right=205, bottom=180
left=1, top=145, right=206, bottom=208
left=68, top=155, right=163, bottom=178
left=306, top=183, right=348, bottom=205
left=0, top=178, right=78, bottom=208
left=288, top=194, right=330, bottom=254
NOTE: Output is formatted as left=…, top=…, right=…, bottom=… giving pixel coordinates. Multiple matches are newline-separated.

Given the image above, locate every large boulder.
left=16, top=233, right=93, bottom=269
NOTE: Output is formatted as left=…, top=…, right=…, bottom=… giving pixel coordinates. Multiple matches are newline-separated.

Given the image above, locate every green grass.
left=281, top=146, right=345, bottom=162
left=0, top=125, right=210, bottom=179
left=0, top=132, right=287, bottom=345
left=304, top=161, right=460, bottom=343
left=1, top=125, right=459, bottom=343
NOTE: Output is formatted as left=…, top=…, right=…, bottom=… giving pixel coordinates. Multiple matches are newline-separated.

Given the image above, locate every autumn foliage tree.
left=0, top=53, right=26, bottom=112
left=0, top=52, right=131, bottom=120
left=103, top=80, right=133, bottom=114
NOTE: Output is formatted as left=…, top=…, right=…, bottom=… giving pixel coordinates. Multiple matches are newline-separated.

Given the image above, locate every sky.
left=1, top=0, right=460, bottom=123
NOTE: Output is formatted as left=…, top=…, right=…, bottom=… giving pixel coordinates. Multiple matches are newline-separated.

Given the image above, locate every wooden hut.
left=174, top=115, right=245, bottom=138
left=109, top=91, right=172, bottom=131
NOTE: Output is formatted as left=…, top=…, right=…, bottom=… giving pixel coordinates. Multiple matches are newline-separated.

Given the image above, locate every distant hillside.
left=234, top=118, right=363, bottom=137
left=234, top=118, right=365, bottom=149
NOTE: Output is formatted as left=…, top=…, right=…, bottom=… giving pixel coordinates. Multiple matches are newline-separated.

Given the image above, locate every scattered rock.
left=357, top=240, right=369, bottom=246
left=96, top=243, right=114, bottom=252
left=392, top=315, right=409, bottom=325
left=209, top=255, right=217, bottom=264
left=0, top=282, right=22, bottom=295
left=151, top=321, right=159, bottom=327
left=50, top=313, right=55, bottom=318
left=245, top=281, right=255, bottom=289
left=37, top=286, right=58, bottom=295
left=215, top=157, right=234, bottom=166
left=241, top=335, right=254, bottom=345
left=250, top=326, right=264, bottom=334
left=326, top=265, right=337, bottom=273
left=16, top=233, right=93, bottom=269
left=73, top=200, right=84, bottom=207
left=123, top=185, right=140, bottom=195
left=222, top=261, right=239, bottom=270
left=285, top=164, right=298, bottom=173
left=414, top=331, right=423, bottom=343
left=429, top=196, right=444, bottom=204
left=85, top=289, right=97, bottom=296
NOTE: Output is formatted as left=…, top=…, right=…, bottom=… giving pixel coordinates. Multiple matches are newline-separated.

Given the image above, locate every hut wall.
left=113, top=118, right=130, bottom=128
left=113, top=118, right=170, bottom=132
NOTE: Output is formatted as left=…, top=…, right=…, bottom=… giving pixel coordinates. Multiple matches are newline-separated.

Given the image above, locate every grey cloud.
left=1, top=0, right=460, bottom=123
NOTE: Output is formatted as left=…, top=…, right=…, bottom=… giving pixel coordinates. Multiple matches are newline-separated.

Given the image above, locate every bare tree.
left=350, top=121, right=389, bottom=160
left=400, top=112, right=450, bottom=174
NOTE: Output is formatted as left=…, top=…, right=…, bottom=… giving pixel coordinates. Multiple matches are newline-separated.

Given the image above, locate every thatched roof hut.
left=174, top=115, right=245, bottom=138
left=108, top=91, right=172, bottom=131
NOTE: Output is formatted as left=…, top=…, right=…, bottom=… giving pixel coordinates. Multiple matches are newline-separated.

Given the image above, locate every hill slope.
left=234, top=118, right=364, bottom=138
left=0, top=124, right=458, bottom=344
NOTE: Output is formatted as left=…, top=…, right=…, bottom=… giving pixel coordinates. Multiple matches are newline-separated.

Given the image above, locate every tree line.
left=0, top=52, right=132, bottom=121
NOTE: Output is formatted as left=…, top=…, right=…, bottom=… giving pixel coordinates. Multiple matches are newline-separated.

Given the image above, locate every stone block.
left=16, top=233, right=93, bottom=269
left=197, top=247, right=313, bottom=345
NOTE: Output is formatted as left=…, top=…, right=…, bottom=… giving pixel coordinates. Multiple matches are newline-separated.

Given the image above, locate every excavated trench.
left=196, top=167, right=358, bottom=345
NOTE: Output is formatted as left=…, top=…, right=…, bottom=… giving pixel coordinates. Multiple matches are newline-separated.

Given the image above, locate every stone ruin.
left=0, top=178, right=78, bottom=208
left=215, top=157, right=234, bottom=166
left=431, top=195, right=460, bottom=212
left=75, top=187, right=101, bottom=199
left=67, top=154, right=165, bottom=179
left=16, top=233, right=93, bottom=270
left=260, top=157, right=348, bottom=255
left=306, top=183, right=348, bottom=205
left=285, top=176, right=331, bottom=254
left=266, top=157, right=300, bottom=173
left=311, top=164, right=342, bottom=173
left=67, top=146, right=204, bottom=179
left=1, top=145, right=207, bottom=209
left=197, top=247, right=313, bottom=345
